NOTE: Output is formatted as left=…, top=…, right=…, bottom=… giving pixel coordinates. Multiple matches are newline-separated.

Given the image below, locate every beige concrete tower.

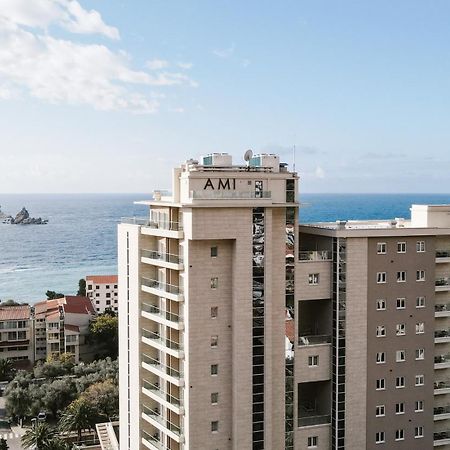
left=118, top=152, right=299, bottom=450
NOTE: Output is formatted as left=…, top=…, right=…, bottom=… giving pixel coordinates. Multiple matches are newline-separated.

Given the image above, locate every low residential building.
left=33, top=296, right=96, bottom=363
left=86, top=275, right=119, bottom=314
left=0, top=305, right=33, bottom=368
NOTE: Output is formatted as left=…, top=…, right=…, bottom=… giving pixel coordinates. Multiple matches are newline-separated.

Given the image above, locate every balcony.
left=436, top=304, right=450, bottom=318
left=190, top=190, right=271, bottom=200
left=142, top=379, right=182, bottom=414
left=142, top=353, right=183, bottom=387
left=435, top=355, right=450, bottom=369
left=141, top=277, right=183, bottom=302
left=298, top=413, right=331, bottom=427
left=142, top=430, right=164, bottom=450
left=437, top=250, right=450, bottom=263
left=141, top=250, right=184, bottom=271
left=142, top=405, right=182, bottom=443
left=436, top=277, right=450, bottom=292
left=141, top=329, right=183, bottom=358
left=298, top=251, right=331, bottom=262
left=142, top=303, right=183, bottom=330
left=436, top=329, right=450, bottom=344
left=298, top=335, right=331, bottom=346
left=434, top=431, right=450, bottom=446
left=434, top=405, right=450, bottom=421
left=121, top=217, right=183, bottom=238
left=435, top=381, right=450, bottom=395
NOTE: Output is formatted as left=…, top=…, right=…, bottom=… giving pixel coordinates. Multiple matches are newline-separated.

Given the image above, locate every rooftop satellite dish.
left=244, top=149, right=253, bottom=162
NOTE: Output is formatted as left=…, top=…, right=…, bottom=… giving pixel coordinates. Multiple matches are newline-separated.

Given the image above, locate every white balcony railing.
left=142, top=250, right=183, bottom=265
left=190, top=190, right=271, bottom=200
left=299, top=251, right=331, bottom=262
left=121, top=217, right=183, bottom=231
left=142, top=278, right=182, bottom=296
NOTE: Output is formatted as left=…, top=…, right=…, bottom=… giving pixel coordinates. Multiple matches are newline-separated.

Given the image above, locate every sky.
left=0, top=0, right=450, bottom=193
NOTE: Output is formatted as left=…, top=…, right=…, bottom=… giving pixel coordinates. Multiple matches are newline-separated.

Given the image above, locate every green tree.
left=0, top=358, right=14, bottom=381
left=59, top=398, right=102, bottom=442
left=0, top=299, right=22, bottom=306
left=4, top=385, right=31, bottom=419
left=77, top=279, right=86, bottom=296
left=80, top=380, right=118, bottom=418
left=21, top=422, right=57, bottom=449
left=42, top=378, right=77, bottom=418
left=89, top=315, right=118, bottom=359
left=45, top=291, right=64, bottom=300
left=0, top=437, right=8, bottom=450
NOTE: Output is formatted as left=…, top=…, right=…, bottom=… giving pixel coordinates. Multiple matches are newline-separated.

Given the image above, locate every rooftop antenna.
left=292, top=144, right=296, bottom=172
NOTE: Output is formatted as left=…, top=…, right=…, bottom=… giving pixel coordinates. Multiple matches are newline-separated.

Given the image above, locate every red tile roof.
left=0, top=305, right=30, bottom=321
left=63, top=296, right=96, bottom=315
left=65, top=324, right=80, bottom=333
left=86, top=275, right=118, bottom=284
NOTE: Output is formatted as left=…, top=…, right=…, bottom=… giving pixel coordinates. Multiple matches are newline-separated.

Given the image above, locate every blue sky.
left=0, top=0, right=449, bottom=193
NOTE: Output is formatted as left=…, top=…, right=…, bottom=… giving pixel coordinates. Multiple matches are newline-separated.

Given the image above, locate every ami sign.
left=203, top=178, right=236, bottom=190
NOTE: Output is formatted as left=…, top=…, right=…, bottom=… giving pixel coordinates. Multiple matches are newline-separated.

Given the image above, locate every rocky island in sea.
left=0, top=206, right=48, bottom=224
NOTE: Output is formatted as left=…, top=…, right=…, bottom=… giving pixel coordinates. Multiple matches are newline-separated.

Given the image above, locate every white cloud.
left=213, top=43, right=235, bottom=58
left=0, top=1, right=197, bottom=113
left=314, top=166, right=325, bottom=179
left=177, top=62, right=193, bottom=70
left=146, top=59, right=169, bottom=70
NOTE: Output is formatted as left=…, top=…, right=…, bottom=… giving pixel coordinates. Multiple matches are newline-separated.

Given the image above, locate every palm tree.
left=21, top=422, right=56, bottom=449
left=0, top=437, right=8, bottom=450
left=59, top=398, right=101, bottom=442
left=0, top=359, right=14, bottom=381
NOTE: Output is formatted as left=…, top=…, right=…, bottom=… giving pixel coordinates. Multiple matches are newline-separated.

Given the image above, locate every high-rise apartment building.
left=118, top=152, right=450, bottom=450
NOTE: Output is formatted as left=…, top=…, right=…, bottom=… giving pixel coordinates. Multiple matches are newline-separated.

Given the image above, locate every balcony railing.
left=142, top=379, right=181, bottom=407
left=298, top=335, right=331, bottom=346
left=142, top=250, right=183, bottom=265
left=435, top=381, right=450, bottom=390
left=142, top=329, right=182, bottom=351
left=142, top=302, right=181, bottom=323
left=435, top=431, right=450, bottom=441
left=434, top=406, right=450, bottom=416
left=142, top=430, right=164, bottom=450
left=190, top=190, right=271, bottom=199
left=436, top=278, right=450, bottom=287
left=436, top=330, right=450, bottom=339
left=298, top=414, right=331, bottom=427
left=437, top=251, right=450, bottom=258
left=299, top=251, right=331, bottom=262
left=122, top=217, right=183, bottom=231
left=142, top=353, right=181, bottom=379
left=142, top=277, right=182, bottom=295
left=142, top=405, right=182, bottom=435
left=435, top=355, right=450, bottom=364
left=436, top=304, right=450, bottom=312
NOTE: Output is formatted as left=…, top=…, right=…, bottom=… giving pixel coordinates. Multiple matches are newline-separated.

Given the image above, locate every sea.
left=1, top=193, right=450, bottom=303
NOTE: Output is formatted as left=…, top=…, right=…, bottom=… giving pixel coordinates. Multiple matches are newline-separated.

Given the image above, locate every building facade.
left=118, top=152, right=450, bottom=450
left=86, top=275, right=119, bottom=314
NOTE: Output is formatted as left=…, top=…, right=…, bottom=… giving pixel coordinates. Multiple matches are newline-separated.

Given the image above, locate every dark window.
left=211, top=246, right=218, bottom=257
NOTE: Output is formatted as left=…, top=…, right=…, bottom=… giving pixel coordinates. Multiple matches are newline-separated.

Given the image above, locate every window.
left=211, top=421, right=219, bottom=433
left=211, top=364, right=218, bottom=375
left=106, top=292, right=111, bottom=298
left=395, top=429, right=404, bottom=441
left=106, top=285, right=110, bottom=289
left=376, top=352, right=386, bottom=364
left=211, top=277, right=218, bottom=289
left=396, top=298, right=406, bottom=309
left=211, top=335, right=218, bottom=348
left=95, top=293, right=100, bottom=297
left=308, top=355, right=319, bottom=367
left=416, top=296, right=425, bottom=308
left=114, top=284, right=118, bottom=288
left=376, top=326, right=386, bottom=337
left=396, top=323, right=406, bottom=336
left=377, top=242, right=387, bottom=254
left=416, top=270, right=426, bottom=281
left=307, top=436, right=318, bottom=448
left=415, top=400, right=424, bottom=412
left=396, top=350, right=406, bottom=362
left=106, top=300, right=111, bottom=305
left=416, top=322, right=424, bottom=334
left=95, top=300, right=99, bottom=304
left=211, top=246, right=218, bottom=257
left=375, top=431, right=385, bottom=444
left=211, top=392, right=218, bottom=404
left=95, top=285, right=100, bottom=289
left=415, top=426, right=424, bottom=438
left=396, top=376, right=405, bottom=388
left=397, top=271, right=406, bottom=282
left=211, top=307, right=218, bottom=318
left=417, top=241, right=426, bottom=252
left=395, top=402, right=405, bottom=414
left=376, top=378, right=385, bottom=390
left=87, top=284, right=92, bottom=290
left=416, top=348, right=425, bottom=360
left=376, top=299, right=386, bottom=310
left=377, top=272, right=386, bottom=284
left=415, top=374, right=424, bottom=386
left=397, top=242, right=406, bottom=253
left=376, top=405, right=385, bottom=417
left=17, top=331, right=26, bottom=340
left=308, top=273, right=319, bottom=285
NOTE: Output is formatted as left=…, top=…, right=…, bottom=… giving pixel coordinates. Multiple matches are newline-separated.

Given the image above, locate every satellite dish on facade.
left=244, top=149, right=253, bottom=162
